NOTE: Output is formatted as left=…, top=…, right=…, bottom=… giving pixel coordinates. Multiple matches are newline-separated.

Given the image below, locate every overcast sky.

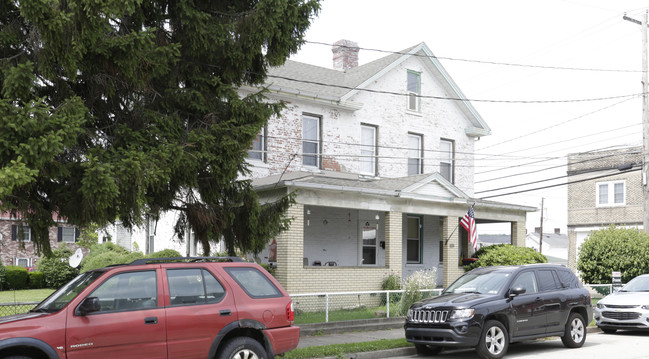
left=290, top=0, right=648, bottom=234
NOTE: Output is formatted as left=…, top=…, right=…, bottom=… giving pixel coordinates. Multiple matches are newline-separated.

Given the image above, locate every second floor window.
left=302, top=114, right=321, bottom=167
left=247, top=127, right=265, bottom=162
left=361, top=125, right=377, bottom=175
left=408, top=134, right=423, bottom=175
left=440, top=139, right=454, bottom=183
left=407, top=71, right=421, bottom=112
left=597, top=181, right=625, bottom=206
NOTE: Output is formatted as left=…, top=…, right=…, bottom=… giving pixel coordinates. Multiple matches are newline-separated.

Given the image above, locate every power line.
left=266, top=73, right=644, bottom=104
left=305, top=40, right=644, bottom=73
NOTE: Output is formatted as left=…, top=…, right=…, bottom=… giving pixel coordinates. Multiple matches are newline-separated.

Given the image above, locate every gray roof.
left=527, top=232, right=568, bottom=249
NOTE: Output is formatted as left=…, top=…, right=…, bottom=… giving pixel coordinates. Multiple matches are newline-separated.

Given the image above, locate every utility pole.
left=624, top=12, right=649, bottom=233
left=539, top=198, right=544, bottom=254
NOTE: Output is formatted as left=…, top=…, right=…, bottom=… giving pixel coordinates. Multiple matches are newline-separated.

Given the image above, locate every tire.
left=415, top=343, right=443, bottom=356
left=219, top=337, right=267, bottom=359
left=561, top=312, right=586, bottom=348
left=601, top=328, right=617, bottom=334
left=476, top=320, right=509, bottom=359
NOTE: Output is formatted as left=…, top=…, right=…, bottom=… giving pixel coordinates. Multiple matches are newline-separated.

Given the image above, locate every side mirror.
left=76, top=297, right=100, bottom=316
left=509, top=287, right=526, bottom=298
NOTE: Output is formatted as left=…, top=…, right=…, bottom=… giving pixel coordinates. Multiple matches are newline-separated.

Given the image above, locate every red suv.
left=0, top=257, right=299, bottom=359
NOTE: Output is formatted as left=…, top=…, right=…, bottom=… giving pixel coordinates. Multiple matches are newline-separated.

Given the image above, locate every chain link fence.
left=290, top=289, right=442, bottom=324
left=0, top=302, right=39, bottom=317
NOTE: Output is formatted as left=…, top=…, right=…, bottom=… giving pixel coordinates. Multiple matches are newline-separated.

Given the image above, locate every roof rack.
left=128, top=256, right=245, bottom=265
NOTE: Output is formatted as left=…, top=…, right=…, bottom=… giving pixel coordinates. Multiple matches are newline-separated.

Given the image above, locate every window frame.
left=16, top=258, right=31, bottom=268
left=61, top=227, right=76, bottom=243
left=166, top=268, right=226, bottom=306
left=224, top=266, right=283, bottom=299
left=361, top=224, right=378, bottom=266
left=407, top=70, right=421, bottom=112
left=360, top=124, right=377, bottom=176
left=406, top=216, right=423, bottom=264
left=408, top=133, right=423, bottom=175
left=302, top=114, right=321, bottom=168
left=86, top=270, right=158, bottom=313
left=596, top=180, right=626, bottom=207
left=247, top=126, right=266, bottom=162
left=440, top=139, right=455, bottom=183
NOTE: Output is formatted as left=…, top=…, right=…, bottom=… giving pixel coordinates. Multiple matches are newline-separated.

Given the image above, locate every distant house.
left=0, top=214, right=83, bottom=269
left=567, top=146, right=642, bottom=269
left=526, top=228, right=568, bottom=266
left=477, top=234, right=511, bottom=248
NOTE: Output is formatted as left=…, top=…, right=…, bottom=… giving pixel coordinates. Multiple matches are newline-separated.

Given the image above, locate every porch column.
left=275, top=203, right=304, bottom=293
left=384, top=211, right=402, bottom=278
left=442, top=216, right=462, bottom=287
left=511, top=221, right=526, bottom=247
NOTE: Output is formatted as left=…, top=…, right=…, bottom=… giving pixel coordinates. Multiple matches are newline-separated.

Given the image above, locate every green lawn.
left=0, top=289, right=55, bottom=303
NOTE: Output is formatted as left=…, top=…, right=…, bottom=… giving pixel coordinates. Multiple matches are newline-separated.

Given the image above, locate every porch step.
left=299, top=317, right=405, bottom=336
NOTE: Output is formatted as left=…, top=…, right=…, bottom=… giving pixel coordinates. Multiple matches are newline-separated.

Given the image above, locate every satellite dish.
left=69, top=248, right=84, bottom=268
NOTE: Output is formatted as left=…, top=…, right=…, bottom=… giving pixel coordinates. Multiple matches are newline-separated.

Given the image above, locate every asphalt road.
left=390, top=331, right=649, bottom=359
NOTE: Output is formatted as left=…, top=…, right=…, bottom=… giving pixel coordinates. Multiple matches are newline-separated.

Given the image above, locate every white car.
left=594, top=274, right=649, bottom=333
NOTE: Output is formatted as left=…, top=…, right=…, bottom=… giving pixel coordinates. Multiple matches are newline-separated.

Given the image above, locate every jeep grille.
left=410, top=309, right=449, bottom=323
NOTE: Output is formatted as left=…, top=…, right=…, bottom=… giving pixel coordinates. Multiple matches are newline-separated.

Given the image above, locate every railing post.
left=325, top=294, right=329, bottom=323
left=386, top=291, right=390, bottom=318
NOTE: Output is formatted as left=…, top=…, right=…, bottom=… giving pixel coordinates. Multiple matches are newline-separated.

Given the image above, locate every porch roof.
left=252, top=171, right=536, bottom=217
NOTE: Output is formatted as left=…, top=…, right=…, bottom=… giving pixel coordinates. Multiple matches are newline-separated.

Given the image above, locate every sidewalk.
left=297, top=327, right=405, bottom=348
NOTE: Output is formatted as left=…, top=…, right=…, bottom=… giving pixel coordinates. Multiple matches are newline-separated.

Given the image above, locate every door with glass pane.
left=361, top=225, right=377, bottom=265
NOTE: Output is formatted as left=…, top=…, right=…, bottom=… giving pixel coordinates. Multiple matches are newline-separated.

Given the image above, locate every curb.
left=319, top=347, right=416, bottom=359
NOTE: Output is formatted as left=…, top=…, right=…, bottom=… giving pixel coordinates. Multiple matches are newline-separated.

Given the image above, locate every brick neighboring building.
left=567, top=146, right=643, bottom=270
left=0, top=214, right=83, bottom=269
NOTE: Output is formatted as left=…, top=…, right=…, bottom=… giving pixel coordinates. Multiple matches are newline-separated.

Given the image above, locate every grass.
left=0, top=289, right=55, bottom=303
left=294, top=303, right=402, bottom=325
left=282, top=338, right=412, bottom=359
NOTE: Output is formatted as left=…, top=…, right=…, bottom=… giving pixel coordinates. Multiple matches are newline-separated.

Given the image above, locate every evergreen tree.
left=0, top=0, right=319, bottom=255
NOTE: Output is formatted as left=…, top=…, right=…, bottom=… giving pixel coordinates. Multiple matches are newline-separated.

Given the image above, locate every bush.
left=80, top=242, right=143, bottom=272
left=38, top=247, right=80, bottom=288
left=0, top=263, right=6, bottom=290
left=578, top=226, right=649, bottom=284
left=28, top=271, right=45, bottom=289
left=398, top=269, right=437, bottom=316
left=149, top=249, right=182, bottom=258
left=465, top=244, right=547, bottom=271
left=5, top=266, right=29, bottom=290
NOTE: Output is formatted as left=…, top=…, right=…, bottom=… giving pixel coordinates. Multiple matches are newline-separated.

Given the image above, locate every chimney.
left=554, top=228, right=560, bottom=234
left=332, top=39, right=359, bottom=71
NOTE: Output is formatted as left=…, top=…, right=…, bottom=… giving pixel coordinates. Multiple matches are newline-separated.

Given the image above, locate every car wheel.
left=561, top=312, right=586, bottom=348
left=219, top=337, right=267, bottom=359
left=415, top=343, right=442, bottom=356
left=601, top=328, right=617, bottom=334
left=476, top=320, right=509, bottom=359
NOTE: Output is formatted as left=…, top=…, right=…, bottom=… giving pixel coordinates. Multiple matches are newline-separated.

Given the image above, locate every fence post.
left=386, top=291, right=390, bottom=318
left=325, top=294, right=329, bottom=323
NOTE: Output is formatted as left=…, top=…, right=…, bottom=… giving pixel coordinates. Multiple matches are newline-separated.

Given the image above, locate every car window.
left=556, top=269, right=579, bottom=288
left=167, top=268, right=226, bottom=305
left=511, top=271, right=538, bottom=294
left=89, top=270, right=157, bottom=312
left=620, top=275, right=649, bottom=292
left=537, top=270, right=559, bottom=291
left=225, top=267, right=282, bottom=298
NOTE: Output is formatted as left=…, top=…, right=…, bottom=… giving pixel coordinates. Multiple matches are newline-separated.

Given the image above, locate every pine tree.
left=0, top=0, right=319, bottom=255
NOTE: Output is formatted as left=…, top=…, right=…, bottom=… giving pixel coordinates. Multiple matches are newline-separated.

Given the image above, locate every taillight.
left=286, top=301, right=295, bottom=322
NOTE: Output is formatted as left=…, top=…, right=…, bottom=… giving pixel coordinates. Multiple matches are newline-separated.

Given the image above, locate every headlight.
left=596, top=302, right=605, bottom=309
left=642, top=305, right=649, bottom=310
left=449, top=308, right=475, bottom=320
left=407, top=309, right=413, bottom=319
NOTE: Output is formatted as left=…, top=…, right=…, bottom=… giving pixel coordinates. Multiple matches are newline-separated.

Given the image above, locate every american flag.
left=460, top=205, right=478, bottom=252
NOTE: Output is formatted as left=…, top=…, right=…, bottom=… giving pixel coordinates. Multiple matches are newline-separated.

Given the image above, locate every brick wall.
left=0, top=220, right=83, bottom=268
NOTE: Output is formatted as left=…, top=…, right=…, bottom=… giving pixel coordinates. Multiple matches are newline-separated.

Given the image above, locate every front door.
left=66, top=269, right=166, bottom=359
left=509, top=271, right=546, bottom=338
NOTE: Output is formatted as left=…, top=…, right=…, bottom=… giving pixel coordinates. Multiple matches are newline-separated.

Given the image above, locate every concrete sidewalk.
left=297, top=328, right=405, bottom=348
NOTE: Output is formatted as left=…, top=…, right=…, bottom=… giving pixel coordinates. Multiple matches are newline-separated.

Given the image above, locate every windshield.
left=31, top=270, right=105, bottom=313
left=445, top=270, right=512, bottom=295
left=621, top=276, right=649, bottom=292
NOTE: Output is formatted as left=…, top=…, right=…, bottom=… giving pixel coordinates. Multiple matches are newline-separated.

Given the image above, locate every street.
left=390, top=331, right=649, bottom=359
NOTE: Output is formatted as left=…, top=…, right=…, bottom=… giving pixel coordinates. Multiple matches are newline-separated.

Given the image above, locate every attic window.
left=407, top=70, right=421, bottom=112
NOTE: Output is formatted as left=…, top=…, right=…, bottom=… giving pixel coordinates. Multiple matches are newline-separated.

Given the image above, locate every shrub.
left=5, top=266, right=28, bottom=290
left=0, top=263, right=6, bottom=290
left=398, top=269, right=437, bottom=316
left=578, top=226, right=649, bottom=284
left=28, top=271, right=45, bottom=289
left=80, top=242, right=143, bottom=272
left=381, top=271, right=402, bottom=306
left=38, top=247, right=80, bottom=288
left=465, top=244, right=547, bottom=271
left=149, top=249, right=182, bottom=258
